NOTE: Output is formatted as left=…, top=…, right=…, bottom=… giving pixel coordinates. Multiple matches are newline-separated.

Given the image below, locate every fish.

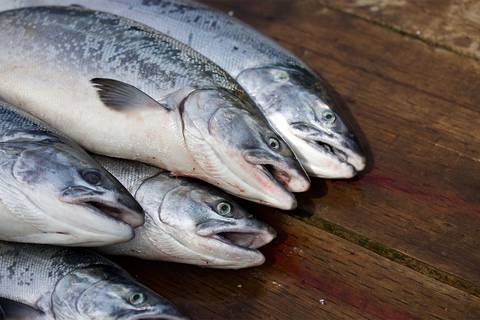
left=0, top=0, right=366, bottom=178
left=0, top=100, right=144, bottom=246
left=0, top=241, right=187, bottom=320
left=0, top=6, right=309, bottom=210
left=94, top=156, right=277, bottom=269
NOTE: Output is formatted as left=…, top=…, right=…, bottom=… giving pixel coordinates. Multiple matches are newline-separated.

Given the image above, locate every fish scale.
left=0, top=242, right=187, bottom=319
left=0, top=242, right=108, bottom=309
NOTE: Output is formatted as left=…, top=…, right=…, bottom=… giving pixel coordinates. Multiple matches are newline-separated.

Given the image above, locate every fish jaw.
left=60, top=185, right=144, bottom=227
left=288, top=119, right=366, bottom=177
left=272, top=113, right=358, bottom=178
left=199, top=155, right=298, bottom=210
left=175, top=213, right=276, bottom=269
left=35, top=192, right=136, bottom=246
left=0, top=185, right=134, bottom=246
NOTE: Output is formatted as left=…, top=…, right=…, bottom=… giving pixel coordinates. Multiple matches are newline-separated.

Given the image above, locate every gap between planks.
left=317, top=1, right=480, bottom=63
left=290, top=210, right=480, bottom=298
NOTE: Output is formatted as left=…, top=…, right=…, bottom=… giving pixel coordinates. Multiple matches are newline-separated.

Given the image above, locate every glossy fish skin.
left=95, top=156, right=277, bottom=269
left=0, top=100, right=144, bottom=246
left=0, top=0, right=366, bottom=178
left=0, top=242, right=187, bottom=320
left=0, top=6, right=310, bottom=210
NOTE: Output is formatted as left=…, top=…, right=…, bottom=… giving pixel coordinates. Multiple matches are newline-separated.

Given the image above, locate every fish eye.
left=322, top=111, right=336, bottom=124
left=268, top=137, right=280, bottom=150
left=81, top=169, right=102, bottom=186
left=216, top=201, right=232, bottom=216
left=129, top=292, right=146, bottom=306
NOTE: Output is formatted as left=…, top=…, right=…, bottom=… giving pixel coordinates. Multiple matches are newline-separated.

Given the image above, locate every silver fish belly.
left=0, top=5, right=309, bottom=209
left=94, top=156, right=277, bottom=269
left=0, top=242, right=187, bottom=320
left=0, top=100, right=144, bottom=246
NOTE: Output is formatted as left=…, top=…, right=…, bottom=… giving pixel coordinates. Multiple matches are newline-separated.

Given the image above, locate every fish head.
left=181, top=88, right=309, bottom=209
left=52, top=265, right=187, bottom=320
left=237, top=65, right=366, bottom=178
left=137, top=174, right=276, bottom=268
left=12, top=138, right=144, bottom=245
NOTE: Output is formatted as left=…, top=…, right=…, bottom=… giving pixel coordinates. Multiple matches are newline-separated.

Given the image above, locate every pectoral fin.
left=0, top=298, right=47, bottom=320
left=91, top=78, right=168, bottom=111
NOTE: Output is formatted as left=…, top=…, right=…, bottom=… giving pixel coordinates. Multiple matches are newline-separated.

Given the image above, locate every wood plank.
left=114, top=212, right=480, bottom=319
left=201, top=0, right=480, bottom=286
left=319, top=0, right=480, bottom=61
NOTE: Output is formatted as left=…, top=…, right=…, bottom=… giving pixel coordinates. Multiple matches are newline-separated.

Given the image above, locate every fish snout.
left=342, top=134, right=367, bottom=172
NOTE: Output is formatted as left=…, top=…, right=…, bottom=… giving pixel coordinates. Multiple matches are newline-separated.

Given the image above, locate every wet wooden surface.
left=114, top=1, right=480, bottom=319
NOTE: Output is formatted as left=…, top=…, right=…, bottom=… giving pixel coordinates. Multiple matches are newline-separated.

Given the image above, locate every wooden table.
left=114, top=1, right=480, bottom=319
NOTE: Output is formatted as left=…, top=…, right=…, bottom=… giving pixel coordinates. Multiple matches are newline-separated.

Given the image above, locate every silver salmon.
left=0, top=6, right=310, bottom=209
left=95, top=156, right=277, bottom=269
left=0, top=241, right=188, bottom=319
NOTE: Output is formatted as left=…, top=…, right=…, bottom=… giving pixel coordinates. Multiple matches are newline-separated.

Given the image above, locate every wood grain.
left=115, top=211, right=480, bottom=320
left=201, top=0, right=480, bottom=287
left=320, top=0, right=480, bottom=61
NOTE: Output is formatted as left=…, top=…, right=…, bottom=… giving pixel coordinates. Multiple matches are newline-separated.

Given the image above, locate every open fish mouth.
left=310, top=140, right=354, bottom=168
left=197, top=222, right=276, bottom=253
left=121, top=308, right=189, bottom=320
left=305, top=136, right=366, bottom=175
left=84, top=200, right=139, bottom=226
left=243, top=150, right=309, bottom=196
left=63, top=194, right=144, bottom=228
left=60, top=185, right=144, bottom=228
left=258, top=163, right=292, bottom=190
left=127, top=313, right=188, bottom=320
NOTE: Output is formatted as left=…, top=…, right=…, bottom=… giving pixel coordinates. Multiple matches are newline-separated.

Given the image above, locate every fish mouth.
left=125, top=302, right=189, bottom=320
left=83, top=200, right=141, bottom=226
left=244, top=150, right=310, bottom=194
left=290, top=123, right=366, bottom=177
left=196, top=220, right=276, bottom=266
left=309, top=138, right=365, bottom=173
left=117, top=307, right=188, bottom=320
left=127, top=313, right=188, bottom=320
left=61, top=187, right=144, bottom=228
left=212, top=226, right=276, bottom=250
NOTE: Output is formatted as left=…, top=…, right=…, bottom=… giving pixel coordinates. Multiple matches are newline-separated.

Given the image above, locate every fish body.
left=0, top=0, right=366, bottom=178
left=0, top=6, right=309, bottom=209
left=0, top=100, right=144, bottom=246
left=0, top=241, right=187, bottom=319
left=95, top=156, right=276, bottom=269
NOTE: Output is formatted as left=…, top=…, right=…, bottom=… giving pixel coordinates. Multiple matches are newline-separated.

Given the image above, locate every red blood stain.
left=362, top=171, right=480, bottom=214
left=266, top=239, right=421, bottom=320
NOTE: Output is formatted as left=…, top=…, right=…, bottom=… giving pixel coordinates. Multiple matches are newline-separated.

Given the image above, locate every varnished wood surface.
left=115, top=211, right=480, bottom=320
left=322, top=0, right=480, bottom=61
left=113, top=1, right=480, bottom=319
